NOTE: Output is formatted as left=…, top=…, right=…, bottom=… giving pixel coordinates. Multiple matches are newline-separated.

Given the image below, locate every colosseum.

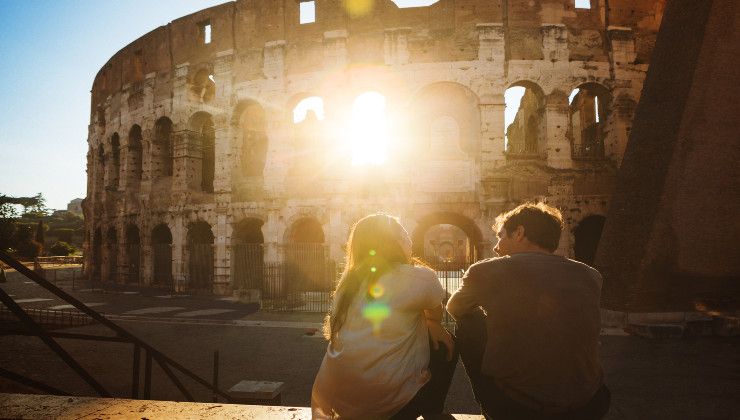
left=84, top=0, right=665, bottom=308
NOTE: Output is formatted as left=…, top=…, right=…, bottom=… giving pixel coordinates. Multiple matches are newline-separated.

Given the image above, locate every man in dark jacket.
left=447, top=202, right=610, bottom=420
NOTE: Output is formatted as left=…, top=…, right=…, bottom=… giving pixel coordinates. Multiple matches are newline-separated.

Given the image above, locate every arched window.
left=504, top=82, right=545, bottom=157
left=109, top=133, right=120, bottom=189
left=285, top=217, right=328, bottom=294
left=125, top=225, right=140, bottom=285
left=289, top=95, right=326, bottom=177
left=105, top=226, right=118, bottom=283
left=569, top=83, right=611, bottom=159
left=187, top=221, right=214, bottom=291
left=96, top=145, right=106, bottom=193
left=191, top=69, right=215, bottom=103
left=292, top=96, right=325, bottom=124
left=151, top=224, right=173, bottom=288
left=232, top=218, right=264, bottom=290
left=127, top=125, right=143, bottom=189
left=189, top=112, right=215, bottom=193
left=409, top=82, right=480, bottom=160
left=153, top=117, right=174, bottom=178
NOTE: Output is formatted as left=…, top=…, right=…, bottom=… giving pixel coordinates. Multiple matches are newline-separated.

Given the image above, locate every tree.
left=0, top=193, right=44, bottom=253
left=35, top=220, right=45, bottom=254
left=50, top=241, right=76, bottom=256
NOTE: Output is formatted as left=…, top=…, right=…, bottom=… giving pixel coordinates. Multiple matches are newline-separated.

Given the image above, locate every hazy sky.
left=0, top=0, right=438, bottom=210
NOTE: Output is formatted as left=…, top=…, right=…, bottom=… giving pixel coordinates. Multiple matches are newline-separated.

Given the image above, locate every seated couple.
left=312, top=203, right=610, bottom=419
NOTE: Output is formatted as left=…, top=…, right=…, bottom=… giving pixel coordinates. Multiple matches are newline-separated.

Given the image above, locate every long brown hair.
left=323, top=214, right=411, bottom=341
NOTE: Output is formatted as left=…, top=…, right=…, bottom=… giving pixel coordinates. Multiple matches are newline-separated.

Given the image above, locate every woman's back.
left=312, top=264, right=444, bottom=419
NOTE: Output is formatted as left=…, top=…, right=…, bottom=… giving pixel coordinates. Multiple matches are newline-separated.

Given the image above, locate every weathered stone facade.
left=84, top=0, right=664, bottom=295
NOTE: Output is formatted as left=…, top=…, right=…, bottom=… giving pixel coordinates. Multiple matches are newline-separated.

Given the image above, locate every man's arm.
left=446, top=265, right=481, bottom=320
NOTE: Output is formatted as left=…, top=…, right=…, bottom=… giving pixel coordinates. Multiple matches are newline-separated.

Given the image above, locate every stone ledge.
left=0, top=393, right=484, bottom=419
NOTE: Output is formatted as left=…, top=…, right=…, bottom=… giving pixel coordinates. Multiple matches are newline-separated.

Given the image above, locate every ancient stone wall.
left=85, top=0, right=663, bottom=296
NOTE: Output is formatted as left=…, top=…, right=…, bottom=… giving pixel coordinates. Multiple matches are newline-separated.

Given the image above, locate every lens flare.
left=370, top=266, right=377, bottom=273
left=369, top=249, right=376, bottom=256
left=368, top=283, right=385, bottom=298
left=344, top=0, right=374, bottom=18
left=362, top=301, right=390, bottom=334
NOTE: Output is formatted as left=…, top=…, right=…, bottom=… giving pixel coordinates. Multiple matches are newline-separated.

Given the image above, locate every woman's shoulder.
left=398, top=264, right=437, bottom=280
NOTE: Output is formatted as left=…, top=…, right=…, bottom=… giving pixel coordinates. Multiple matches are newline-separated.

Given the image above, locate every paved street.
left=1, top=268, right=740, bottom=418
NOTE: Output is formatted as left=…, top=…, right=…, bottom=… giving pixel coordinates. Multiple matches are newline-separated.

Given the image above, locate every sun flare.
left=350, top=91, right=388, bottom=166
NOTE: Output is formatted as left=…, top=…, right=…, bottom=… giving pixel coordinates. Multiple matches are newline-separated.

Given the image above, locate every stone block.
left=229, top=380, right=284, bottom=405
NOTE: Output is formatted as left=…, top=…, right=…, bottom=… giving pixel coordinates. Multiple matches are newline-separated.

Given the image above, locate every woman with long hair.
left=312, top=213, right=457, bottom=419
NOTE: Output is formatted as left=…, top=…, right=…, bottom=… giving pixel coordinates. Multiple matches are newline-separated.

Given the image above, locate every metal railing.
left=0, top=248, right=235, bottom=403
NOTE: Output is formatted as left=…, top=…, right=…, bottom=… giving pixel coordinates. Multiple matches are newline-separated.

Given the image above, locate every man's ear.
left=513, top=225, right=526, bottom=241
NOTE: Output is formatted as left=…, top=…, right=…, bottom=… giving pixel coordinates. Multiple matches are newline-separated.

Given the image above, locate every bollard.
left=213, top=350, right=220, bottom=402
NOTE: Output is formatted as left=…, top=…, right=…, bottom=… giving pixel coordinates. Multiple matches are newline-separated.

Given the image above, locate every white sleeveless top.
left=311, top=265, right=445, bottom=419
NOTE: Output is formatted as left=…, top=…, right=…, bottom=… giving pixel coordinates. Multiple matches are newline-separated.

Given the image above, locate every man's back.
left=449, top=252, right=603, bottom=409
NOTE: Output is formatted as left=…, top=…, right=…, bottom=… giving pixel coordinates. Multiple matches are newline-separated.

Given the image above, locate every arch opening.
left=411, top=212, right=485, bottom=267
left=127, top=125, right=143, bottom=189
left=189, top=112, right=216, bottom=193
left=285, top=218, right=329, bottom=294
left=105, top=227, right=117, bottom=283
left=505, top=82, right=545, bottom=157
left=151, top=224, right=173, bottom=288
left=569, top=83, right=611, bottom=159
left=187, top=221, right=214, bottom=292
left=191, top=69, right=215, bottom=103
left=92, top=228, right=102, bottom=281
left=109, top=133, right=120, bottom=189
left=232, top=218, right=265, bottom=290
left=235, top=101, right=268, bottom=178
left=153, top=117, right=174, bottom=178
left=408, top=82, right=480, bottom=160
left=125, top=224, right=140, bottom=285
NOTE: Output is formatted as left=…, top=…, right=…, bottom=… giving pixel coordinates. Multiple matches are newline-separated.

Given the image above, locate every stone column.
left=608, top=26, right=637, bottom=68
left=172, top=63, right=190, bottom=106
left=172, top=130, right=201, bottom=193
left=213, top=211, right=230, bottom=295
left=540, top=24, right=569, bottom=63
left=140, top=220, right=152, bottom=286
left=384, top=27, right=411, bottom=66
left=607, top=88, right=637, bottom=165
left=545, top=92, right=573, bottom=169
left=259, top=209, right=278, bottom=267
left=323, top=30, right=348, bottom=70
left=477, top=23, right=505, bottom=64
left=479, top=94, right=507, bottom=170
left=263, top=41, right=286, bottom=80
left=171, top=215, right=186, bottom=292
left=213, top=113, right=232, bottom=195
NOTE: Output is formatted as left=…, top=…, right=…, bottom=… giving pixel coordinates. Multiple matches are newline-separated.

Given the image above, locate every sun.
left=350, top=91, right=388, bottom=166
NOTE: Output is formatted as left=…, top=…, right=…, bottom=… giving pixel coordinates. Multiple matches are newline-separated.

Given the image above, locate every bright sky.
left=0, top=0, right=437, bottom=210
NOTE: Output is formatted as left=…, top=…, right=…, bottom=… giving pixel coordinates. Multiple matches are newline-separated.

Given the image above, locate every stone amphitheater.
left=84, top=0, right=665, bottom=298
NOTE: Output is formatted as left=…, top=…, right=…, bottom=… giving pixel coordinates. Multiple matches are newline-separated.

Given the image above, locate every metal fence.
left=152, top=244, right=173, bottom=289
left=188, top=244, right=214, bottom=292
left=230, top=246, right=471, bottom=314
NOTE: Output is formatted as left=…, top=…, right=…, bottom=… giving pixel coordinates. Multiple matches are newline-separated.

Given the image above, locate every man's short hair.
left=494, top=202, right=564, bottom=252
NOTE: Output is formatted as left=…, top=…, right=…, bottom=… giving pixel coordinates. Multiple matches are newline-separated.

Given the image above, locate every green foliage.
left=50, top=228, right=75, bottom=242
left=49, top=241, right=76, bottom=256
left=0, top=193, right=80, bottom=253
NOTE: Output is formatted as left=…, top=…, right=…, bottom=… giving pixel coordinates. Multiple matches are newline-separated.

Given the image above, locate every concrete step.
left=0, top=393, right=484, bottom=419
